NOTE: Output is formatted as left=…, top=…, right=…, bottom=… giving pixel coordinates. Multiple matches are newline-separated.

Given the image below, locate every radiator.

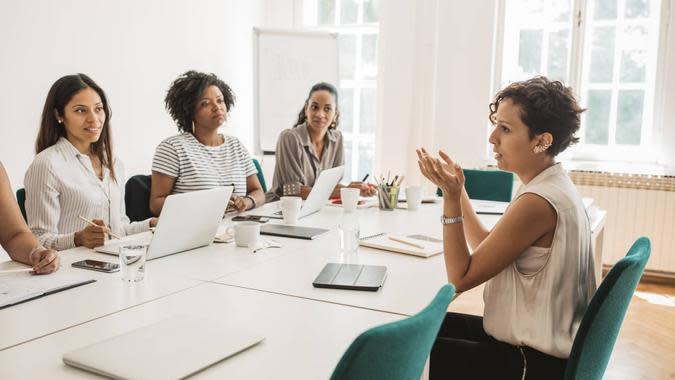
left=570, top=171, right=675, bottom=274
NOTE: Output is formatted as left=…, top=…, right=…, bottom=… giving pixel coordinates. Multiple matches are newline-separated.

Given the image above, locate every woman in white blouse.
left=418, top=77, right=596, bottom=379
left=25, top=74, right=156, bottom=250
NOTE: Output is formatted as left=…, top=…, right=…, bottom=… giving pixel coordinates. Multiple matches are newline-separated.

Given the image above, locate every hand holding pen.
left=347, top=174, right=377, bottom=197
left=76, top=216, right=120, bottom=248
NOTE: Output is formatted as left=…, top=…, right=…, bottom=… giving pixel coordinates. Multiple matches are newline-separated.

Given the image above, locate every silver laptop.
left=63, top=315, right=264, bottom=380
left=251, top=165, right=344, bottom=219
left=95, top=187, right=232, bottom=260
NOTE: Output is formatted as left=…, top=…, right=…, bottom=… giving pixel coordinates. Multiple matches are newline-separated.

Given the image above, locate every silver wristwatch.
left=440, top=215, right=464, bottom=225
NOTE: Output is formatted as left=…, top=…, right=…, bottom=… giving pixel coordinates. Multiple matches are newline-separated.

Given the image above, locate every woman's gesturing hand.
left=416, top=148, right=465, bottom=200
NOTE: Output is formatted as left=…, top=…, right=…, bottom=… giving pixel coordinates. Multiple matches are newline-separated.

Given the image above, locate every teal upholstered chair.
left=564, top=237, right=651, bottom=380
left=16, top=188, right=27, bottom=222
left=330, top=284, right=455, bottom=380
left=252, top=158, right=267, bottom=193
left=436, top=169, right=514, bottom=202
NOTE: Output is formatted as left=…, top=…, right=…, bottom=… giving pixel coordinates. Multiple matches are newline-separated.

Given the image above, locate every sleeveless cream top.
left=482, top=163, right=597, bottom=358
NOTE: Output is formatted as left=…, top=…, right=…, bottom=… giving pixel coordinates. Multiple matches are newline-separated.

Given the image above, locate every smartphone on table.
left=232, top=215, right=269, bottom=223
left=72, top=259, right=120, bottom=273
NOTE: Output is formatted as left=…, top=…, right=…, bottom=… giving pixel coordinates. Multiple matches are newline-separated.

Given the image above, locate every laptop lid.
left=146, top=187, right=232, bottom=260
left=63, top=315, right=264, bottom=380
left=248, top=165, right=344, bottom=219
left=299, top=165, right=344, bottom=217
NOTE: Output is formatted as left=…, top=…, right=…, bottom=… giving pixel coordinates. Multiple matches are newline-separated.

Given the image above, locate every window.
left=496, top=0, right=664, bottom=162
left=303, top=0, right=379, bottom=180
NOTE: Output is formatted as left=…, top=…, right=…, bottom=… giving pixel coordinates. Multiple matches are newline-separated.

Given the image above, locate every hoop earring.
left=330, top=121, right=336, bottom=129
left=191, top=121, right=195, bottom=134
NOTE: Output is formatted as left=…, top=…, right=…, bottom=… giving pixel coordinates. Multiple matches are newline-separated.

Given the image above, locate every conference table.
left=0, top=199, right=605, bottom=379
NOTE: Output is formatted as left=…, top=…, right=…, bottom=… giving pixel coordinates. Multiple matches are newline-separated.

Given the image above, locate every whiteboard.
left=254, top=28, right=339, bottom=153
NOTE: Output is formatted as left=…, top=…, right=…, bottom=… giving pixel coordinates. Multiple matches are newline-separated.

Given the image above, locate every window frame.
left=492, top=0, right=669, bottom=164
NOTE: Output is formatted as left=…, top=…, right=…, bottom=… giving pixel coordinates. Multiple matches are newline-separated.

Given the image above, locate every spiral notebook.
left=359, top=233, right=443, bottom=258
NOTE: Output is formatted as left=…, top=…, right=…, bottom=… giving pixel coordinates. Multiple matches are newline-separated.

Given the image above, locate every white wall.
left=0, top=0, right=264, bottom=190
left=376, top=0, right=497, bottom=188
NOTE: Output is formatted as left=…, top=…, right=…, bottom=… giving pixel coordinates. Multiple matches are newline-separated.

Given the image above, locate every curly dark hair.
left=489, top=76, right=585, bottom=156
left=294, top=82, right=340, bottom=129
left=164, top=71, right=236, bottom=133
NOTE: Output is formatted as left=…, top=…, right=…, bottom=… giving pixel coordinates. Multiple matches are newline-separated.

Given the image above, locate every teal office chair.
left=16, top=188, right=27, bottom=222
left=564, top=237, right=651, bottom=380
left=330, top=284, right=455, bottom=380
left=436, top=168, right=514, bottom=202
left=252, top=158, right=267, bottom=193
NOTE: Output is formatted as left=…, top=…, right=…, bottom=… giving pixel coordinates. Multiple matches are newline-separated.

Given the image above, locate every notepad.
left=359, top=233, right=443, bottom=258
left=0, top=270, right=95, bottom=309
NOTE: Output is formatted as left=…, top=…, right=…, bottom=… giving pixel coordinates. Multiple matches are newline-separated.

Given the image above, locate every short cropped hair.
left=489, top=76, right=585, bottom=156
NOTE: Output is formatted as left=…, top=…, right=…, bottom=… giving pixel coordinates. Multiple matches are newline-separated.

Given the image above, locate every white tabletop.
left=0, top=283, right=401, bottom=380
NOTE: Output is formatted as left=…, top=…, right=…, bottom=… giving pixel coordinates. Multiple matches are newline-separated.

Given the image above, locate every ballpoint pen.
left=362, top=174, right=370, bottom=182
left=79, top=215, right=122, bottom=240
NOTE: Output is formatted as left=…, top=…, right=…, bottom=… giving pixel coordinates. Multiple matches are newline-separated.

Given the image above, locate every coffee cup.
left=405, top=186, right=423, bottom=211
left=227, top=221, right=260, bottom=247
left=280, top=196, right=302, bottom=225
left=340, top=188, right=360, bottom=213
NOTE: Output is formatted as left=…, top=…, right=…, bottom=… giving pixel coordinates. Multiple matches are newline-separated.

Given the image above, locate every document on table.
left=0, top=270, right=95, bottom=309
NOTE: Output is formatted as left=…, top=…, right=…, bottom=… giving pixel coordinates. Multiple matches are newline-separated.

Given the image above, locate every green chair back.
left=436, top=169, right=514, bottom=202
left=330, top=284, right=455, bottom=380
left=252, top=158, right=267, bottom=193
left=16, top=188, right=27, bottom=222
left=564, top=237, right=651, bottom=380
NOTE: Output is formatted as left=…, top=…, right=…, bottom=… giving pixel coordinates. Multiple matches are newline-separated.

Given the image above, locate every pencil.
left=388, top=235, right=425, bottom=249
left=78, top=216, right=122, bottom=240
left=0, top=267, right=34, bottom=274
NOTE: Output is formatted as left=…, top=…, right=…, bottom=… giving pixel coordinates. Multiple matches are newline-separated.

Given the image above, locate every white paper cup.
left=405, top=186, right=423, bottom=211
left=227, top=221, right=261, bottom=247
left=340, top=188, right=360, bottom=213
left=279, top=196, right=302, bottom=225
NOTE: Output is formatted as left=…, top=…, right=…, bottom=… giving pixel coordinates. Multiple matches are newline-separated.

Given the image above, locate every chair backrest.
left=436, top=169, right=514, bottom=202
left=252, top=158, right=267, bottom=193
left=16, top=188, right=27, bottom=222
left=125, top=175, right=153, bottom=222
left=564, top=237, right=651, bottom=380
left=330, top=284, right=455, bottom=380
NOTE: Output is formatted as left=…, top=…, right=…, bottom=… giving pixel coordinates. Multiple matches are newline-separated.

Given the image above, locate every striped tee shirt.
left=151, top=133, right=257, bottom=196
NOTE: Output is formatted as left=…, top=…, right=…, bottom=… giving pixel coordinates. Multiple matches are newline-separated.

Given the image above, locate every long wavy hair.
left=293, top=82, right=340, bottom=129
left=36, top=74, right=116, bottom=181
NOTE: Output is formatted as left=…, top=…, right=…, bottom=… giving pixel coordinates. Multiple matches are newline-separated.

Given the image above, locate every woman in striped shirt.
left=24, top=74, right=156, bottom=250
left=150, top=71, right=265, bottom=215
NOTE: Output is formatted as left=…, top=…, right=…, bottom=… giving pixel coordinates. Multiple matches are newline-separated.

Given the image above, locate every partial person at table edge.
left=150, top=71, right=265, bottom=215
left=24, top=74, right=156, bottom=251
left=265, top=82, right=376, bottom=202
left=417, top=76, right=597, bottom=379
left=0, top=161, right=59, bottom=274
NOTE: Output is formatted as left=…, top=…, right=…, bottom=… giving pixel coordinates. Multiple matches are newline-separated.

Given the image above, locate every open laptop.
left=95, top=187, right=232, bottom=260
left=63, top=315, right=264, bottom=379
left=249, top=165, right=344, bottom=219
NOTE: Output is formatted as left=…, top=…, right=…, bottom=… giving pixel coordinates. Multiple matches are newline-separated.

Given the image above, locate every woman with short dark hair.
left=266, top=82, right=375, bottom=201
left=150, top=71, right=265, bottom=215
left=418, top=76, right=596, bottom=379
left=25, top=74, right=155, bottom=250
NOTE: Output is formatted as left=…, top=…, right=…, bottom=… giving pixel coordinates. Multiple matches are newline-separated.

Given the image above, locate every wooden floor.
left=448, top=281, right=675, bottom=379
left=604, top=282, right=675, bottom=379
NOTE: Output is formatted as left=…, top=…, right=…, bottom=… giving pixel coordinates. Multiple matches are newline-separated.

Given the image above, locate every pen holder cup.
left=377, top=186, right=400, bottom=211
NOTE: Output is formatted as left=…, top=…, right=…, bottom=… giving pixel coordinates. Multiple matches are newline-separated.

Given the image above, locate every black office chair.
left=125, top=175, right=153, bottom=222
left=16, top=188, right=27, bottom=222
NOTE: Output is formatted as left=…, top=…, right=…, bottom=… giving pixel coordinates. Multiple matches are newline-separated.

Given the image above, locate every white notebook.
left=0, top=270, right=95, bottom=309
left=359, top=233, right=443, bottom=258
left=63, top=315, right=264, bottom=380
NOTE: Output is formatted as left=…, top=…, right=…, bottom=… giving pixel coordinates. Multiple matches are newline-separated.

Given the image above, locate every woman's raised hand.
left=416, top=148, right=464, bottom=200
